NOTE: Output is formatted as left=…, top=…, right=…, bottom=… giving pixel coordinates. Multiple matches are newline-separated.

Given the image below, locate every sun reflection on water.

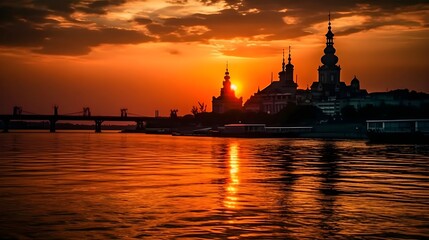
left=224, top=143, right=240, bottom=209
left=1, top=134, right=428, bottom=239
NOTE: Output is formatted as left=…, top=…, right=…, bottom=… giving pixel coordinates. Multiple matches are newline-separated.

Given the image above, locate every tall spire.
left=326, top=12, right=334, bottom=46
left=282, top=49, right=285, bottom=71
left=328, top=11, right=331, bottom=31
left=224, top=61, right=230, bottom=81
left=318, top=12, right=341, bottom=85
left=278, top=46, right=294, bottom=83
left=321, top=12, right=338, bottom=67
left=279, top=47, right=294, bottom=83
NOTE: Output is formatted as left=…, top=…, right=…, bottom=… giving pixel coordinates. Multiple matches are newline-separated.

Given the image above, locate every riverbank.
left=124, top=123, right=368, bottom=140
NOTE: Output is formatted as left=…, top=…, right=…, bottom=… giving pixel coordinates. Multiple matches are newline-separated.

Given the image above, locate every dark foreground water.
left=0, top=132, right=428, bottom=239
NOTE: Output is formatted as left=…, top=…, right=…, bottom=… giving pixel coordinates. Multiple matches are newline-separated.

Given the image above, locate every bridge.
left=0, top=106, right=166, bottom=133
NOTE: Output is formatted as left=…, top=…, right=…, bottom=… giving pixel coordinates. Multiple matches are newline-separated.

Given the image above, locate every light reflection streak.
left=224, top=143, right=239, bottom=209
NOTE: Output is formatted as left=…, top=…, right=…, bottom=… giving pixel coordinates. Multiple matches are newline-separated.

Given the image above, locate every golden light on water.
left=0, top=133, right=428, bottom=238
left=224, top=143, right=240, bottom=209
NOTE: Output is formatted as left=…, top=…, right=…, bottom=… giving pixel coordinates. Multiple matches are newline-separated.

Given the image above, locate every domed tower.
left=285, top=46, right=294, bottom=83
left=279, top=47, right=296, bottom=87
left=279, top=47, right=294, bottom=83
left=212, top=63, right=243, bottom=113
left=318, top=13, right=341, bottom=84
left=220, top=64, right=233, bottom=97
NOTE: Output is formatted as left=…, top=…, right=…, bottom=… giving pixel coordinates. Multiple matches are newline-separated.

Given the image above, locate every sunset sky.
left=1, top=0, right=428, bottom=116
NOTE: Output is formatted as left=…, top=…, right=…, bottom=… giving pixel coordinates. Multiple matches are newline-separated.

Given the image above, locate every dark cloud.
left=89, top=0, right=126, bottom=9
left=133, top=17, right=153, bottom=25
left=0, top=5, right=52, bottom=24
left=0, top=0, right=151, bottom=55
left=80, top=0, right=127, bottom=14
left=147, top=9, right=305, bottom=42
left=32, top=0, right=127, bottom=15
left=0, top=22, right=47, bottom=47
left=33, top=0, right=79, bottom=14
left=335, top=18, right=422, bottom=36
left=0, top=0, right=427, bottom=55
left=146, top=0, right=428, bottom=43
left=206, top=0, right=429, bottom=11
left=147, top=23, right=178, bottom=35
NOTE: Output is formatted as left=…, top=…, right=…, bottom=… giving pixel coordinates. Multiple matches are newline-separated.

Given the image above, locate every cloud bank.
left=0, top=0, right=427, bottom=55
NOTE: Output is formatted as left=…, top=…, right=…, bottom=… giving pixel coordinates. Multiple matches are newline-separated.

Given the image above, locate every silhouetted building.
left=307, top=14, right=367, bottom=115
left=310, top=14, right=367, bottom=102
left=341, top=89, right=429, bottom=110
left=212, top=65, right=243, bottom=113
left=296, top=88, right=312, bottom=105
left=243, top=13, right=372, bottom=116
left=244, top=47, right=298, bottom=114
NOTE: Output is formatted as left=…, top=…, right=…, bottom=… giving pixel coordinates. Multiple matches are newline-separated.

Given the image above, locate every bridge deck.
left=0, top=114, right=170, bottom=132
left=0, top=115, right=160, bottom=122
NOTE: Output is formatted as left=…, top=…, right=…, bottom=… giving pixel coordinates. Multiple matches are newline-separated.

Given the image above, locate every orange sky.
left=0, top=0, right=428, bottom=116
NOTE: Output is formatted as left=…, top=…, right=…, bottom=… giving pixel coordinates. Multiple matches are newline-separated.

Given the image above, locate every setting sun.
left=0, top=1, right=428, bottom=239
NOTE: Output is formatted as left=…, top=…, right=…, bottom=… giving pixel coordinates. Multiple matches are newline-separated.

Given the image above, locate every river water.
left=0, top=132, right=428, bottom=239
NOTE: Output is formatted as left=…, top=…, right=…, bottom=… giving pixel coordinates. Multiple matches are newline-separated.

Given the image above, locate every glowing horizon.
left=0, top=0, right=428, bottom=116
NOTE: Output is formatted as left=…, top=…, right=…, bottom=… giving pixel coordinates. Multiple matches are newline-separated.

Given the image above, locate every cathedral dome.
left=324, top=45, right=336, bottom=54
left=321, top=54, right=338, bottom=66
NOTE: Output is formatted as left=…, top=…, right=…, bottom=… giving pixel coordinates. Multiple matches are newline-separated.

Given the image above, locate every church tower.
left=279, top=47, right=295, bottom=84
left=220, top=64, right=233, bottom=97
left=285, top=46, right=294, bottom=83
left=318, top=13, right=341, bottom=84
left=212, top=64, right=243, bottom=113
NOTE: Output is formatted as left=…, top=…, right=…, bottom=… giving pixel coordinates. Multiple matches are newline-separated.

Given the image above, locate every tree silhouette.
left=191, top=101, right=207, bottom=116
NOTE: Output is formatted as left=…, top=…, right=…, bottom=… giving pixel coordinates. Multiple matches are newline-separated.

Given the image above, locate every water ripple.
left=0, top=133, right=428, bottom=239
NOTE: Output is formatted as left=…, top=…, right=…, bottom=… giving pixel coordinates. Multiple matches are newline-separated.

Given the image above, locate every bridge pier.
left=0, top=113, right=151, bottom=132
left=2, top=119, right=10, bottom=133
left=95, top=120, right=103, bottom=133
left=49, top=119, right=57, bottom=133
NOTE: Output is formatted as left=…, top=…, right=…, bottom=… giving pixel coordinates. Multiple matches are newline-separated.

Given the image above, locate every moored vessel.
left=366, top=119, right=429, bottom=143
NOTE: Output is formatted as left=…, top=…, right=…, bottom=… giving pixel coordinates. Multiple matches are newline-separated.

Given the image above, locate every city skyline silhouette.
left=1, top=0, right=428, bottom=116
